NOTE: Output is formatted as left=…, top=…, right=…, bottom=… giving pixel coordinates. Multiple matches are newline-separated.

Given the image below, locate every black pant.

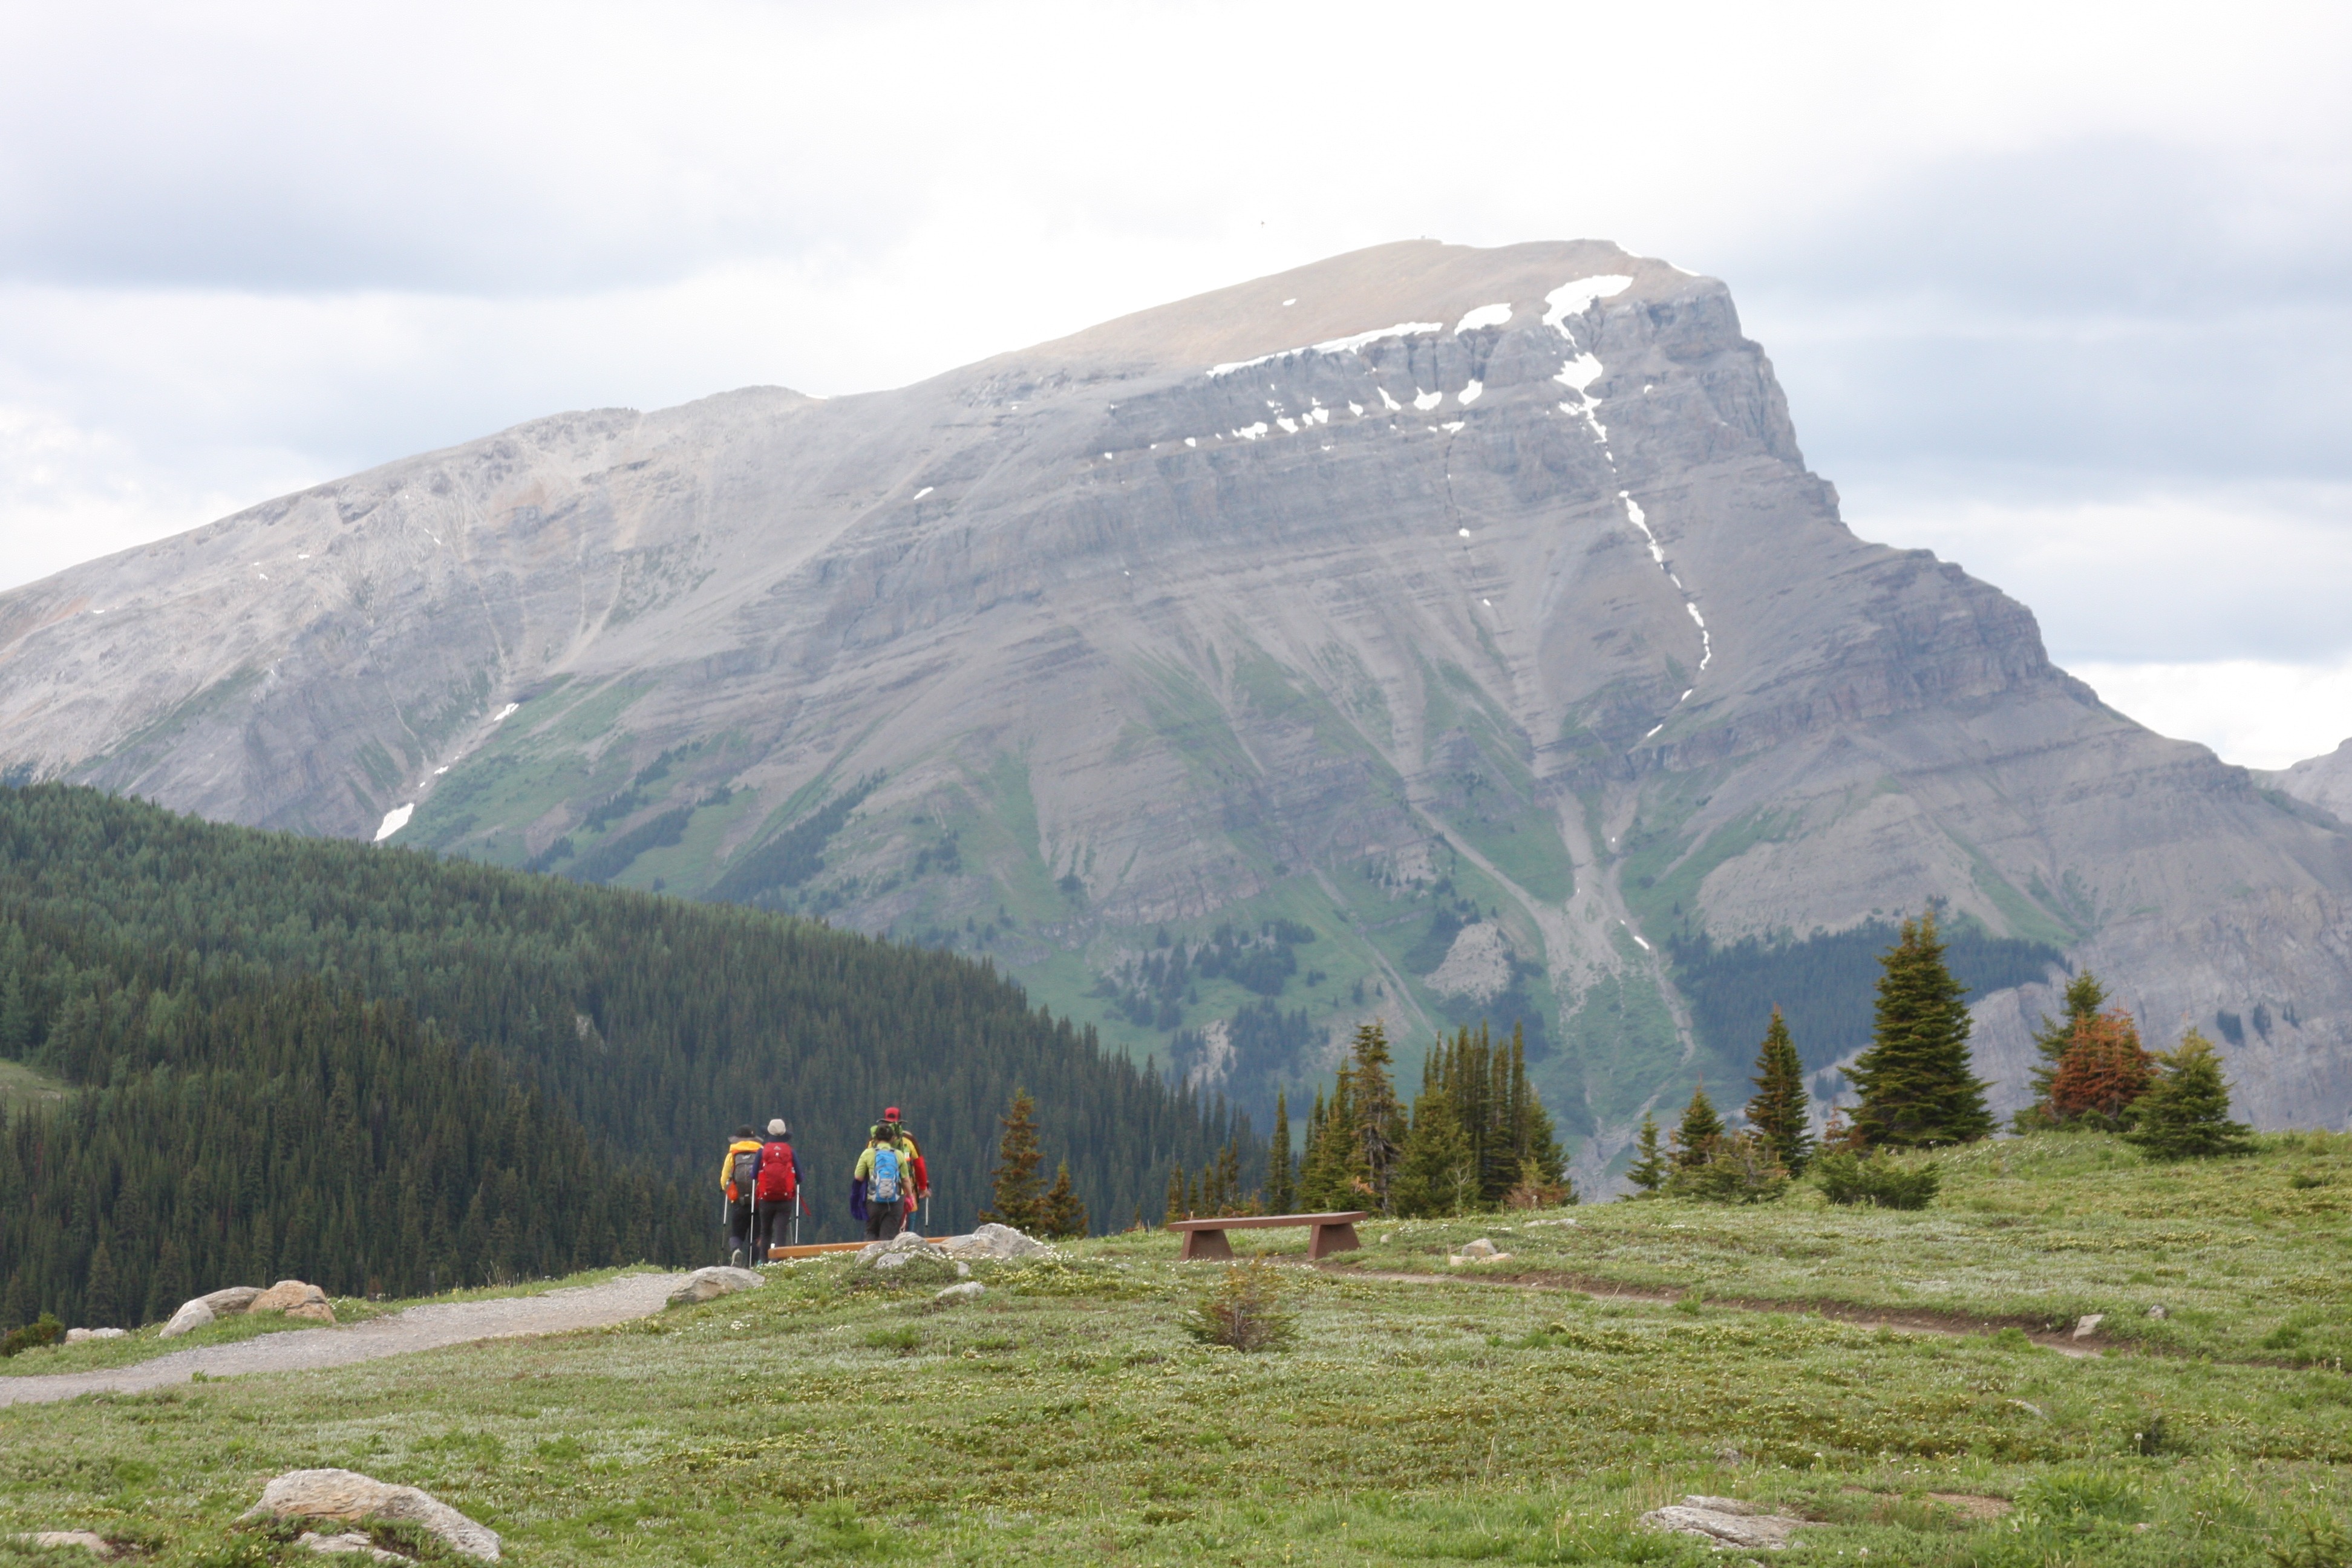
left=864, top=1200, right=902, bottom=1240
left=753, top=1198, right=794, bottom=1255
left=725, top=1197, right=754, bottom=1260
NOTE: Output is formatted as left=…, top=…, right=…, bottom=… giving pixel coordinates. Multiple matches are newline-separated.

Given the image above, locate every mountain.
left=2267, top=739, right=2352, bottom=825
left=0, top=783, right=1239, bottom=1324
left=5, top=238, right=2350, bottom=1180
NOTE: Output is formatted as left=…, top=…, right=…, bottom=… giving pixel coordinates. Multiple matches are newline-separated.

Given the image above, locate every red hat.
left=884, top=1106, right=901, bottom=1121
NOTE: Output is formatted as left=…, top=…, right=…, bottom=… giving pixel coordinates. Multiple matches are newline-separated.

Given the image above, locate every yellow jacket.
left=720, top=1138, right=762, bottom=1201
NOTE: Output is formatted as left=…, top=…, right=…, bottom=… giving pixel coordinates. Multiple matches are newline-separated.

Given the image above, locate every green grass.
left=7, top=1140, right=2351, bottom=1564
left=0, top=1056, right=70, bottom=1114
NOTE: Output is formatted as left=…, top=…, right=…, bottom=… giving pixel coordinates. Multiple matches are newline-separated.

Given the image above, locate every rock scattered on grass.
left=297, top=1530, right=411, bottom=1563
left=860, top=1232, right=941, bottom=1270
left=10, top=1532, right=114, bottom=1557
left=666, top=1266, right=766, bottom=1306
left=62, top=1328, right=127, bottom=1343
left=251, top=1281, right=338, bottom=1323
left=163, top=1282, right=330, bottom=1338
left=243, top=1469, right=500, bottom=1562
left=1448, top=1238, right=1512, bottom=1265
left=2072, top=1313, right=2104, bottom=1339
left=935, top=1282, right=985, bottom=1304
left=1637, top=1496, right=1809, bottom=1550
left=934, top=1223, right=1050, bottom=1261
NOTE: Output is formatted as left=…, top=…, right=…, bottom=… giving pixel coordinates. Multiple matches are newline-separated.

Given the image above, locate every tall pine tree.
left=1264, top=1091, right=1295, bottom=1214
left=2022, top=970, right=2108, bottom=1122
left=1390, top=1061, right=1475, bottom=1218
left=1744, top=1008, right=1814, bottom=1175
left=980, top=1089, right=1048, bottom=1229
left=1042, top=1160, right=1089, bottom=1238
left=1850, top=912, right=1993, bottom=1146
left=1347, top=1023, right=1404, bottom=1211
left=2122, top=1030, right=2253, bottom=1160
left=1624, top=1113, right=1668, bottom=1195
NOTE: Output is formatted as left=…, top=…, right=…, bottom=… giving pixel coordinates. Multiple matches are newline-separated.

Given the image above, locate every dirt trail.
left=0, top=1272, right=689, bottom=1408
left=1325, top=1267, right=2103, bottom=1357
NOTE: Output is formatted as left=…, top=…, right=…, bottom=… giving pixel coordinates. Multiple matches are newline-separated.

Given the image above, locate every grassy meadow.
left=5, top=1131, right=2352, bottom=1564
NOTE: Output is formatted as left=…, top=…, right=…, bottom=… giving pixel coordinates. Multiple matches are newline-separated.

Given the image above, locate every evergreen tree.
left=1850, top=912, right=1993, bottom=1146
left=0, top=966, right=27, bottom=1056
left=1744, top=1008, right=1814, bottom=1175
left=1347, top=1022, right=1404, bottom=1211
left=1298, top=1076, right=1361, bottom=1212
left=1624, top=1114, right=1668, bottom=1196
left=1669, top=1085, right=1724, bottom=1170
left=1264, top=1091, right=1295, bottom=1214
left=82, top=1237, right=119, bottom=1328
left=2122, top=1031, right=2254, bottom=1160
left=1504, top=1022, right=1569, bottom=1192
left=2045, top=1008, right=2155, bottom=1126
left=1391, top=1063, right=1475, bottom=1218
left=2026, top=970, right=2108, bottom=1108
left=1042, top=1160, right=1089, bottom=1238
left=1164, top=1163, right=1186, bottom=1224
left=980, top=1089, right=1047, bottom=1230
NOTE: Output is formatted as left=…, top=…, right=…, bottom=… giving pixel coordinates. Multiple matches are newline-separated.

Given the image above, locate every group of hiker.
left=718, top=1106, right=930, bottom=1264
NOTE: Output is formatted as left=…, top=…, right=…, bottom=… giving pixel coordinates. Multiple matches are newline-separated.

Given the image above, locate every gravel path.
left=0, top=1272, right=689, bottom=1407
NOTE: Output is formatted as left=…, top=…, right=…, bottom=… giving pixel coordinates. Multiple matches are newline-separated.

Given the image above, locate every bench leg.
left=1309, top=1222, right=1360, bottom=1261
left=1181, top=1228, right=1233, bottom=1261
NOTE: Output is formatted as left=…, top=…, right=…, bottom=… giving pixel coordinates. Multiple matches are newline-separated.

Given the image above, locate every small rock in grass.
left=935, top=1282, right=985, bottom=1304
left=1638, top=1496, right=1809, bottom=1550
left=243, top=1469, right=499, bottom=1562
left=63, top=1327, right=128, bottom=1343
left=667, top=1267, right=766, bottom=1306
left=2072, top=1313, right=2104, bottom=1339
left=935, top=1223, right=1051, bottom=1261
left=11, top=1532, right=114, bottom=1557
left=2146, top=1304, right=2167, bottom=1319
left=1455, top=1238, right=1500, bottom=1259
left=297, top=1530, right=412, bottom=1563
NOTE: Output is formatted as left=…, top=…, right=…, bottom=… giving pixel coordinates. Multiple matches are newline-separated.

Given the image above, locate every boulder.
left=935, top=1223, right=1050, bottom=1261
left=1455, top=1238, right=1500, bottom=1259
left=252, top=1281, right=331, bottom=1316
left=935, top=1282, right=985, bottom=1304
left=159, top=1300, right=216, bottom=1340
left=286, top=1301, right=338, bottom=1324
left=1638, top=1496, right=1809, bottom=1550
left=63, top=1327, right=128, bottom=1344
left=242, top=1469, right=500, bottom=1562
left=297, top=1530, right=411, bottom=1563
left=858, top=1231, right=939, bottom=1268
left=11, top=1533, right=114, bottom=1557
left=200, top=1285, right=266, bottom=1315
left=665, top=1266, right=766, bottom=1307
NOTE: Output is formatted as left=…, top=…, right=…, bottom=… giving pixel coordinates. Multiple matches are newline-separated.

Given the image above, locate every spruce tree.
left=981, top=1088, right=1048, bottom=1229
left=1505, top=1022, right=1569, bottom=1189
left=1669, top=1085, right=1724, bottom=1170
left=2122, top=1031, right=2254, bottom=1160
left=1163, top=1163, right=1186, bottom=1224
left=1850, top=912, right=1994, bottom=1146
left=1347, top=1022, right=1404, bottom=1211
left=1391, top=1067, right=1474, bottom=1218
left=2045, top=1008, right=2154, bottom=1126
left=1264, top=1091, right=1295, bottom=1214
left=2026, top=970, right=2108, bottom=1109
left=1624, top=1113, right=1668, bottom=1195
left=1745, top=1008, right=1814, bottom=1175
left=1042, top=1161, right=1089, bottom=1238
left=1296, top=1083, right=1355, bottom=1211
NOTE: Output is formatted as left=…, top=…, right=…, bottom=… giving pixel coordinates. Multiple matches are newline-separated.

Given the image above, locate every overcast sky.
left=3, top=1, right=2347, bottom=765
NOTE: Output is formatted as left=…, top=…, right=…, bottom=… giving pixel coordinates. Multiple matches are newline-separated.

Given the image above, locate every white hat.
left=767, top=1118, right=788, bottom=1137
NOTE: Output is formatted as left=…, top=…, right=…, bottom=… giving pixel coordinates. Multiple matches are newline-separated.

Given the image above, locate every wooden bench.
left=1165, top=1210, right=1369, bottom=1262
left=766, top=1238, right=942, bottom=1260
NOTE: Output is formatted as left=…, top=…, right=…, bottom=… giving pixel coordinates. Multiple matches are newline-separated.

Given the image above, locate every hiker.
left=720, top=1124, right=762, bottom=1267
left=753, top=1118, right=801, bottom=1256
left=878, top=1106, right=929, bottom=1232
left=854, top=1127, right=909, bottom=1241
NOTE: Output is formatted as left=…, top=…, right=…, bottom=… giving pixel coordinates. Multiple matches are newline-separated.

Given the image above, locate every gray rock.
left=251, top=1280, right=332, bottom=1318
left=199, top=1285, right=265, bottom=1315
left=935, top=1224, right=1050, bottom=1262
left=2073, top=1313, right=2105, bottom=1339
left=1638, top=1497, right=1809, bottom=1550
left=665, top=1267, right=766, bottom=1306
left=10, top=1533, right=113, bottom=1557
left=158, top=1299, right=215, bottom=1340
left=1454, top=1238, right=1501, bottom=1259
left=296, top=1531, right=411, bottom=1563
left=243, top=1469, right=499, bottom=1561
left=935, top=1282, right=985, bottom=1304
left=2146, top=1304, right=2167, bottom=1319
left=62, top=1328, right=126, bottom=1343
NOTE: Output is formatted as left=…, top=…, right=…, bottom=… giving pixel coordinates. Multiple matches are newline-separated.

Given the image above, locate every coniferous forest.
left=0, top=784, right=1243, bottom=1328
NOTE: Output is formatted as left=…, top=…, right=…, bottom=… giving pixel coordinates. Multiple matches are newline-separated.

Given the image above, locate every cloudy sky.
left=3, top=0, right=2347, bottom=765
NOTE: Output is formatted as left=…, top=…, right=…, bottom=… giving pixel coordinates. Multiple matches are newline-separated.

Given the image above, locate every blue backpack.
left=869, top=1145, right=901, bottom=1204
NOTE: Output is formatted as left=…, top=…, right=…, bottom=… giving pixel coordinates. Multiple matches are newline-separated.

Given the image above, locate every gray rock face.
left=5, top=238, right=2352, bottom=1152
left=2266, top=739, right=2352, bottom=823
left=242, top=1469, right=498, bottom=1562
left=1639, top=1496, right=1808, bottom=1549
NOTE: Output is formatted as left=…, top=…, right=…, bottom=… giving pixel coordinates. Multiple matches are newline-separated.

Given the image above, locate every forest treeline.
left=0, top=784, right=1241, bottom=1327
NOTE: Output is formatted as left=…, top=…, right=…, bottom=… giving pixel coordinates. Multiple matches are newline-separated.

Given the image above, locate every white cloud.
left=2069, top=658, right=2352, bottom=771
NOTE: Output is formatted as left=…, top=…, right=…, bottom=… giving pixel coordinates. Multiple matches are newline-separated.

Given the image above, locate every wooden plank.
left=1165, top=1210, right=1368, bottom=1233
left=766, top=1239, right=944, bottom=1259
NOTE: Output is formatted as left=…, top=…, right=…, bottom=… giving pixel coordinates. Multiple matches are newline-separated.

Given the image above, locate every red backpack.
left=756, top=1141, right=795, bottom=1201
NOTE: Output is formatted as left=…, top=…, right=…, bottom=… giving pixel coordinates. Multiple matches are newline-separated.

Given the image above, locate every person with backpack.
left=854, top=1129, right=909, bottom=1241
left=753, top=1118, right=800, bottom=1256
left=877, top=1107, right=929, bottom=1232
left=719, top=1125, right=763, bottom=1266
